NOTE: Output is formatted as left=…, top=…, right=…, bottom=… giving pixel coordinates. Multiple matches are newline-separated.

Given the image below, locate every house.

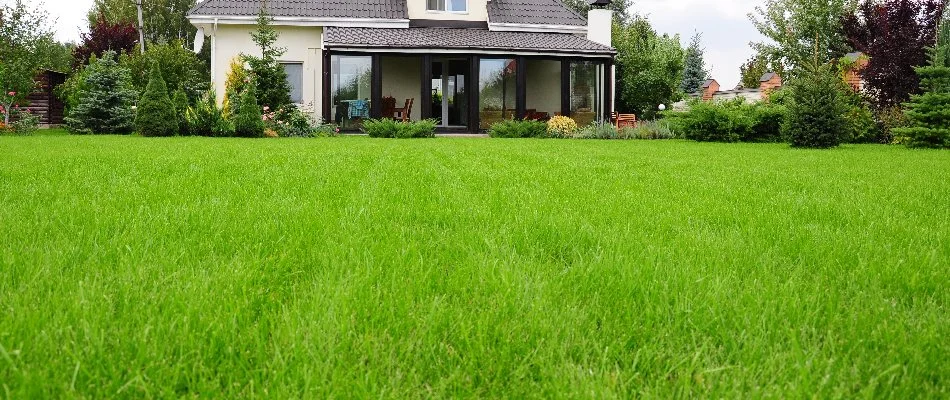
left=187, top=0, right=618, bottom=132
left=7, top=70, right=67, bottom=127
left=842, top=51, right=868, bottom=91
left=698, top=73, right=783, bottom=103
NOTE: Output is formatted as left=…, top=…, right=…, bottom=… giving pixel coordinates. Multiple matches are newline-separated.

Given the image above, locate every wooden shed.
left=21, top=70, right=67, bottom=126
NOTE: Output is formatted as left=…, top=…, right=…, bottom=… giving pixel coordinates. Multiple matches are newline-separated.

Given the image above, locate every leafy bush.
left=747, top=103, right=787, bottom=142
left=1, top=109, right=40, bottom=135
left=670, top=98, right=787, bottom=143
left=362, top=118, right=436, bottom=138
left=784, top=64, right=849, bottom=148
left=619, top=120, right=676, bottom=139
left=395, top=119, right=437, bottom=138
left=362, top=118, right=399, bottom=138
left=547, top=116, right=578, bottom=138
left=264, top=104, right=338, bottom=137
left=232, top=79, right=265, bottom=138
left=575, top=121, right=619, bottom=139
left=64, top=51, right=137, bottom=135
left=875, top=106, right=910, bottom=144
left=488, top=119, right=548, bottom=138
left=135, top=61, right=179, bottom=137
left=187, top=89, right=232, bottom=137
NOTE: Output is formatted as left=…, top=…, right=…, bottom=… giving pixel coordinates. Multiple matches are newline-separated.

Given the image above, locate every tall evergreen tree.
left=894, top=11, right=950, bottom=148
left=681, top=32, right=709, bottom=94
left=233, top=78, right=264, bottom=138
left=64, top=51, right=137, bottom=134
left=135, top=61, right=178, bottom=137
left=245, top=8, right=291, bottom=109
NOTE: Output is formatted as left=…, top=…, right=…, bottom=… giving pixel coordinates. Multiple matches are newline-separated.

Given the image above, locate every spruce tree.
left=245, top=8, right=292, bottom=109
left=681, top=32, right=709, bottom=94
left=784, top=62, right=850, bottom=148
left=172, top=88, right=190, bottom=136
left=894, top=14, right=950, bottom=148
left=64, top=51, right=137, bottom=134
left=233, top=78, right=264, bottom=138
left=135, top=61, right=179, bottom=136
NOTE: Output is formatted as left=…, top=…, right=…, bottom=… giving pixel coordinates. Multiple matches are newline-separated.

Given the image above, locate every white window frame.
left=280, top=62, right=304, bottom=104
left=426, top=0, right=468, bottom=14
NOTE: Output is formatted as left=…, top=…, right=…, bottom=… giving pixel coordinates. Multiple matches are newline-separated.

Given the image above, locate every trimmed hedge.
left=487, top=119, right=548, bottom=138
left=362, top=118, right=437, bottom=138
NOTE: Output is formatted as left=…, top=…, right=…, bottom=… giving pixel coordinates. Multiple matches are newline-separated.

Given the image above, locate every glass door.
left=430, top=58, right=469, bottom=127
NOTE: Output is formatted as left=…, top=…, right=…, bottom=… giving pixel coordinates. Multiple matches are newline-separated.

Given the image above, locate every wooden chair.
left=614, top=113, right=637, bottom=129
left=393, top=98, right=414, bottom=122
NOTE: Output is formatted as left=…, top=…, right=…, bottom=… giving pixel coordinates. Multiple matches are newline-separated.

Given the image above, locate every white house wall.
left=212, top=25, right=322, bottom=116
left=406, top=0, right=489, bottom=22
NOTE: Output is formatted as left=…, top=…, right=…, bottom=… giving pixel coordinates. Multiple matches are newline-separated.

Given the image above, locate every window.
left=427, top=0, right=467, bottom=12
left=282, top=63, right=303, bottom=103
left=478, top=58, right=516, bottom=129
left=330, top=55, right=372, bottom=130
left=569, top=61, right=602, bottom=127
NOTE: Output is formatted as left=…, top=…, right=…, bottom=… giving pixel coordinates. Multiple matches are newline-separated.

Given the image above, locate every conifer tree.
left=135, top=61, right=178, bottom=136
left=232, top=78, right=264, bottom=137
left=245, top=8, right=291, bottom=109
left=64, top=51, right=137, bottom=134
left=784, top=62, right=850, bottom=148
left=894, top=13, right=950, bottom=148
left=681, top=33, right=709, bottom=94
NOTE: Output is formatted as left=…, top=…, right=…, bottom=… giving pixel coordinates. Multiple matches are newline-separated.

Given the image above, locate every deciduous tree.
left=842, top=0, right=946, bottom=108
left=613, top=18, right=685, bottom=118
left=0, top=0, right=57, bottom=124
left=750, top=0, right=859, bottom=75
left=73, top=14, right=139, bottom=66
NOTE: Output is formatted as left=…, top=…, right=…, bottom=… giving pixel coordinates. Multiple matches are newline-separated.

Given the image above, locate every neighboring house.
left=700, top=73, right=783, bottom=102
left=842, top=51, right=868, bottom=92
left=8, top=70, right=66, bottom=127
left=187, top=0, right=617, bottom=132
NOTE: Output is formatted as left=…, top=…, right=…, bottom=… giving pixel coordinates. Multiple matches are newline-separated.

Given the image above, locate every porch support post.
left=516, top=56, right=526, bottom=120
left=469, top=55, right=480, bottom=133
left=322, top=50, right=331, bottom=123
left=560, top=59, right=571, bottom=117
left=421, top=54, right=432, bottom=120
left=603, top=59, right=613, bottom=122
left=371, top=54, right=382, bottom=118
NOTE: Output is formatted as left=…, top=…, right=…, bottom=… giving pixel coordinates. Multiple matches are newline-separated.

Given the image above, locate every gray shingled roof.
left=324, top=27, right=614, bottom=55
left=760, top=72, right=777, bottom=82
left=487, top=0, right=588, bottom=26
left=188, top=0, right=408, bottom=19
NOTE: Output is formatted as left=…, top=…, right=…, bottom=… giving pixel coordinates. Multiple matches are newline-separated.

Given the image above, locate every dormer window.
left=427, top=0, right=467, bottom=12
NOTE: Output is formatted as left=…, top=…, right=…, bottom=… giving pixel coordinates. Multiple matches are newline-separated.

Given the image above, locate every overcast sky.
left=32, top=0, right=766, bottom=88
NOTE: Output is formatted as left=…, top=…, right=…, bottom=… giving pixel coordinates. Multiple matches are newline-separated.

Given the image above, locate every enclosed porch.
left=322, top=27, right=616, bottom=133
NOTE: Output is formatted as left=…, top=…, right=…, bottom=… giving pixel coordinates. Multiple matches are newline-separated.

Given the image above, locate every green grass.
left=1, top=136, right=947, bottom=398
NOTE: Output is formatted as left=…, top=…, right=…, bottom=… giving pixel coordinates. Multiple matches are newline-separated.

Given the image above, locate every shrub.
left=676, top=100, right=747, bottom=142
left=547, top=115, right=578, bottom=138
left=265, top=104, right=336, bottom=137
left=362, top=118, right=399, bottom=138
left=575, top=121, right=619, bottom=139
left=747, top=103, right=787, bottom=142
left=619, top=120, right=676, bottom=139
left=187, top=89, right=233, bottom=137
left=362, top=118, right=437, bottom=138
left=135, top=61, right=179, bottom=137
left=10, top=109, right=39, bottom=135
left=64, top=51, right=137, bottom=135
left=876, top=105, right=910, bottom=144
left=232, top=79, right=265, bottom=138
left=172, top=89, right=191, bottom=136
left=395, top=119, right=437, bottom=138
left=223, top=58, right=247, bottom=118
left=488, top=119, right=548, bottom=138
left=784, top=64, right=849, bottom=148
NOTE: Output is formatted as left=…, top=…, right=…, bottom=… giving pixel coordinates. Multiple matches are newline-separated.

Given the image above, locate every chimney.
left=701, top=79, right=719, bottom=101
left=587, top=9, right=613, bottom=47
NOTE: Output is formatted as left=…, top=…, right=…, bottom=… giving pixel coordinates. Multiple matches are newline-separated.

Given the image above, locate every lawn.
left=0, top=135, right=947, bottom=398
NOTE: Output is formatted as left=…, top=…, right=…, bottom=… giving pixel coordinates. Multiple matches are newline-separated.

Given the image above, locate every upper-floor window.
left=427, top=0, right=467, bottom=12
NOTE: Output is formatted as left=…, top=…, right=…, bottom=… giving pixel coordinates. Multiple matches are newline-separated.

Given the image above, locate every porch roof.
left=324, top=27, right=615, bottom=56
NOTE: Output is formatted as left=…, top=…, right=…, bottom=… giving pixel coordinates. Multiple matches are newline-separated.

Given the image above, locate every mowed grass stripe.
left=0, top=135, right=947, bottom=398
